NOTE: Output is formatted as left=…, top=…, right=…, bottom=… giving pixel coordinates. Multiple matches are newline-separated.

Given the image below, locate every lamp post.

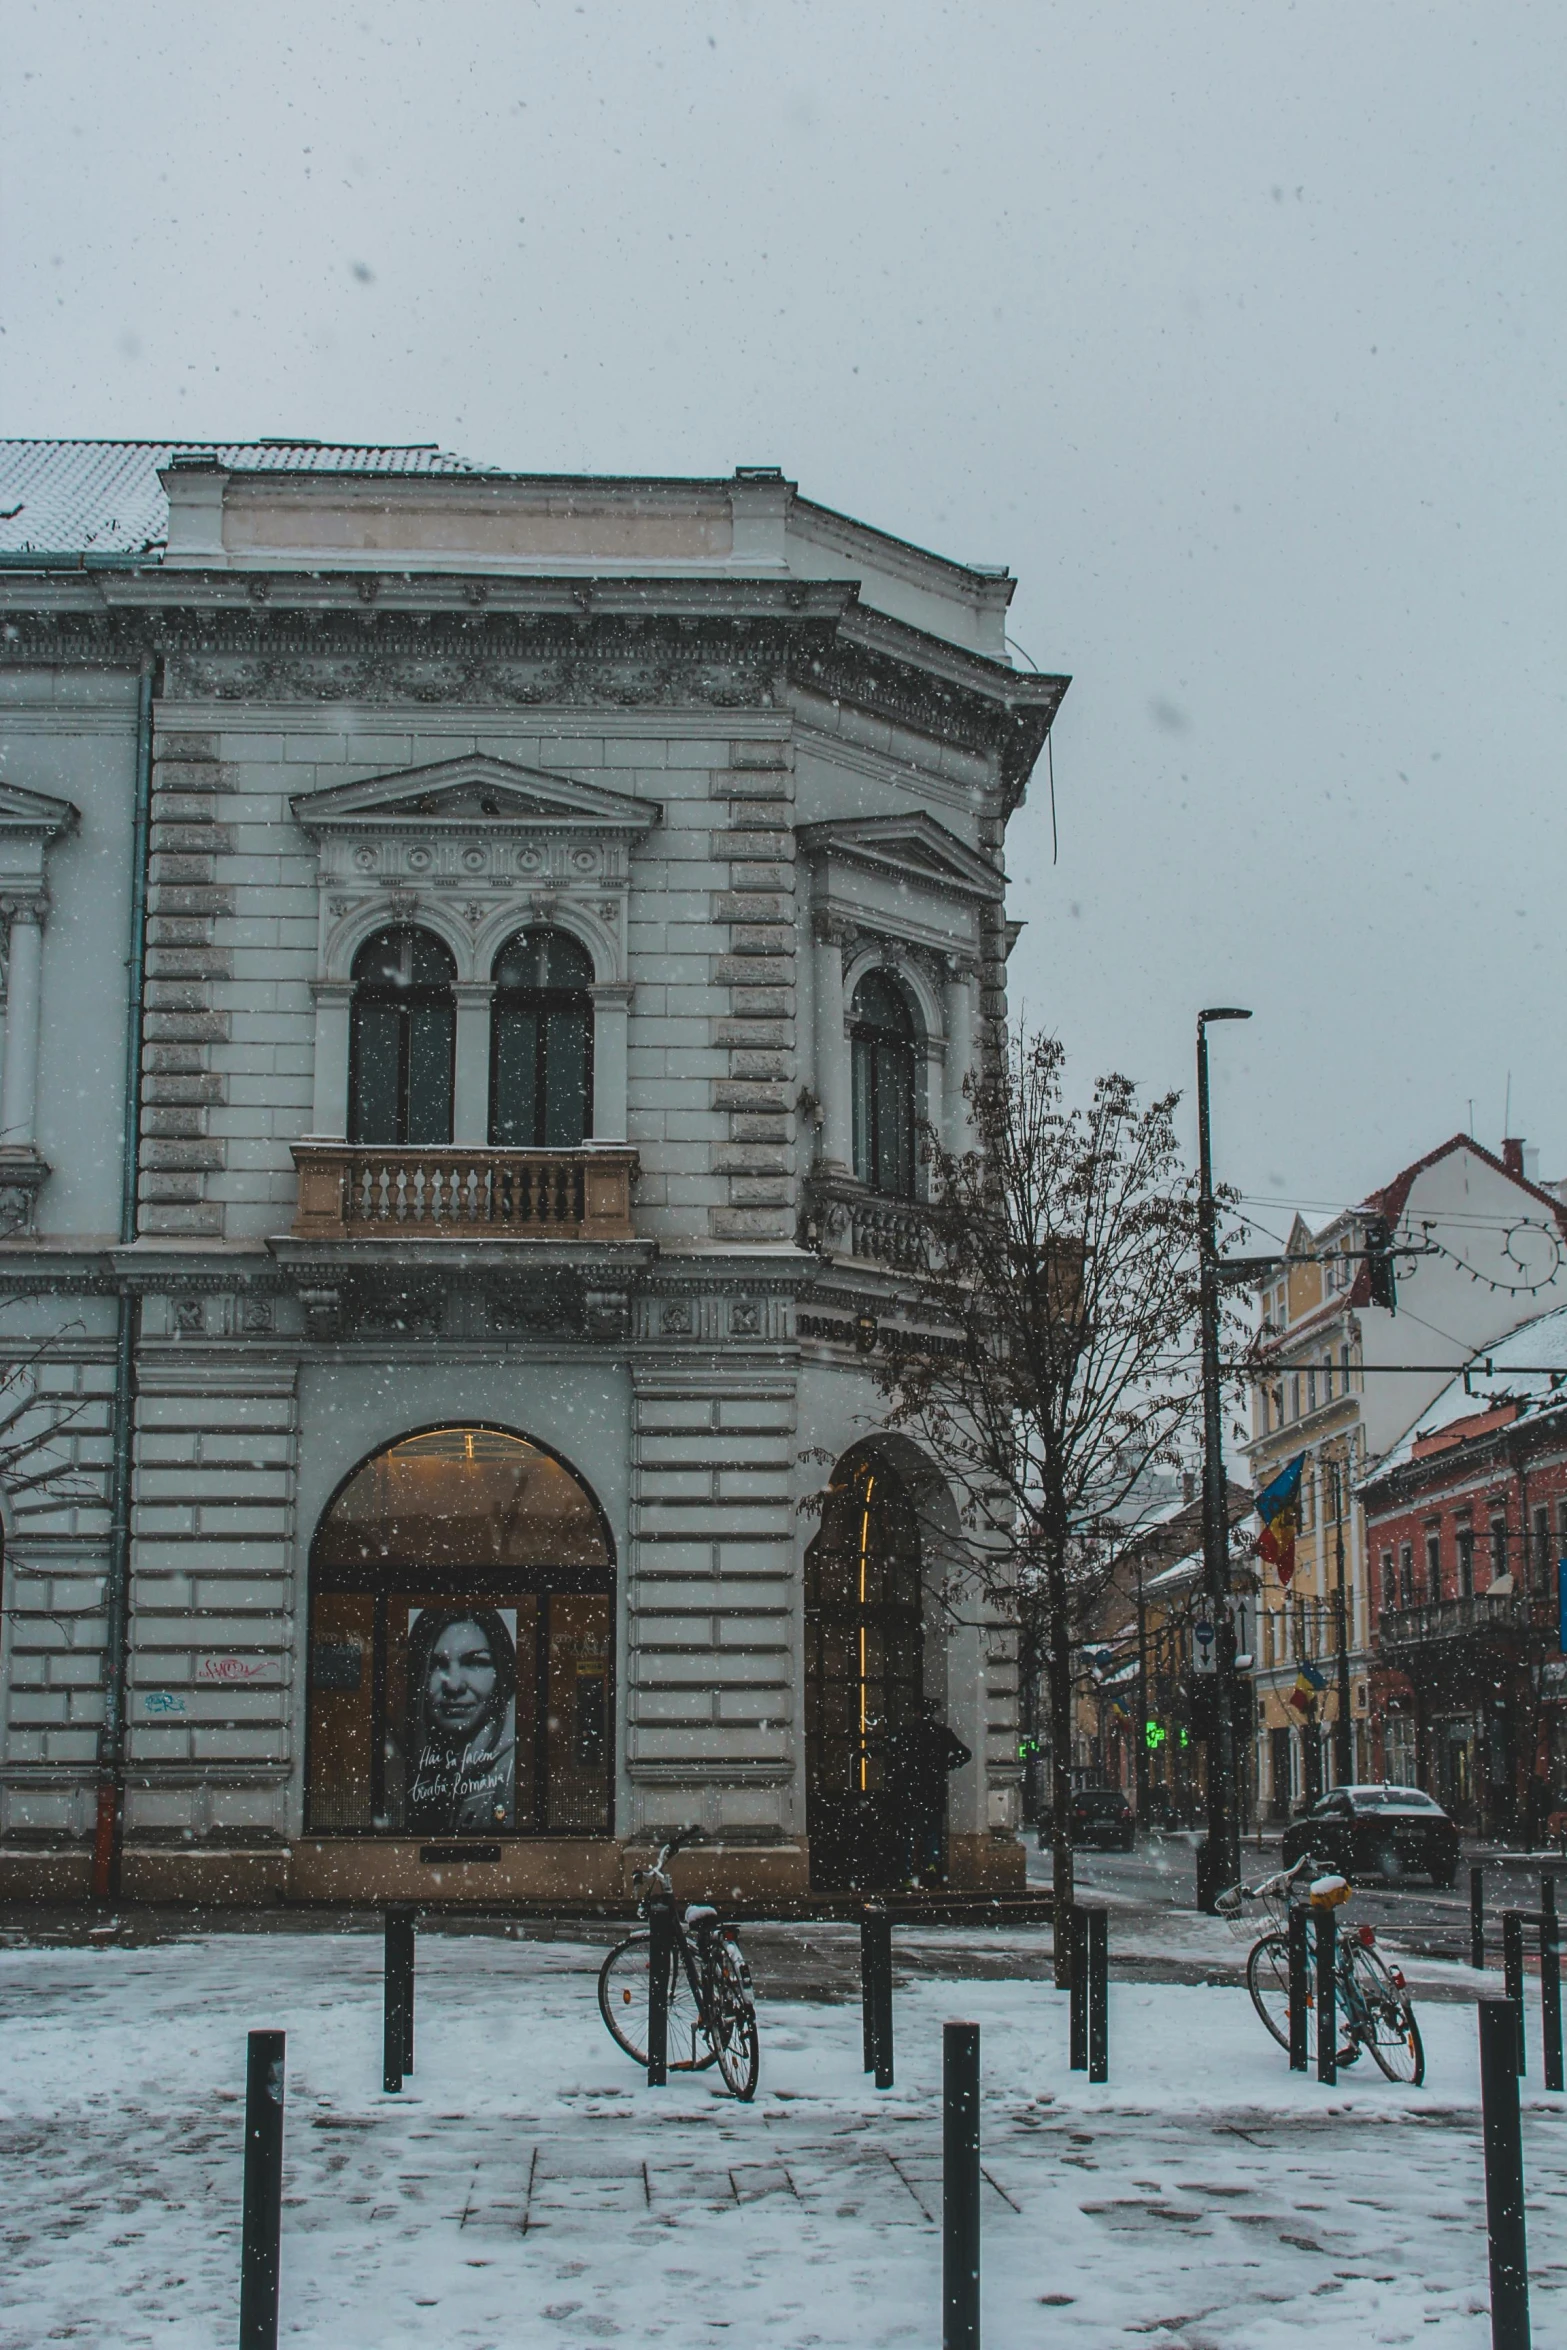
left=1196, top=1006, right=1251, bottom=1913
left=1134, top=1561, right=1150, bottom=1829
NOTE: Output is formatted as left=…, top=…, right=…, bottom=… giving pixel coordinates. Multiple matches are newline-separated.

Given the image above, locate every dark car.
left=1281, top=1784, right=1459, bottom=1887
left=1069, top=1786, right=1136, bottom=1851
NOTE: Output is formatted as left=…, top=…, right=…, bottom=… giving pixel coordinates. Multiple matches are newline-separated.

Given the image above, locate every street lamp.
left=1196, top=1006, right=1251, bottom=1913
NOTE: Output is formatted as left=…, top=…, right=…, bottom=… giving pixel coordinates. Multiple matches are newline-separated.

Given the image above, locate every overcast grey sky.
left=4, top=0, right=1562, bottom=1233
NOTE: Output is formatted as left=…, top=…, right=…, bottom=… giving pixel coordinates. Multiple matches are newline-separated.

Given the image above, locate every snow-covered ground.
left=3, top=1928, right=1563, bottom=2347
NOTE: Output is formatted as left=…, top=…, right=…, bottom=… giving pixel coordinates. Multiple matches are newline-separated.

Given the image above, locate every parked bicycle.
left=597, top=1829, right=760, bottom=2100
left=1217, top=1853, right=1426, bottom=2085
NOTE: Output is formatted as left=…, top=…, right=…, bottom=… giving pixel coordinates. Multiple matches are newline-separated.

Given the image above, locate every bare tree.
left=873, top=1029, right=1234, bottom=1980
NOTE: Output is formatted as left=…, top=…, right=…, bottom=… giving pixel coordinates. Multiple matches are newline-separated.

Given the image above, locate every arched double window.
left=850, top=970, right=916, bottom=1198
left=490, top=927, right=593, bottom=1147
left=349, top=927, right=456, bottom=1145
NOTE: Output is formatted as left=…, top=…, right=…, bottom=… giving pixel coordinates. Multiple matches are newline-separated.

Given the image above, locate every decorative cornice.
left=0, top=586, right=1064, bottom=806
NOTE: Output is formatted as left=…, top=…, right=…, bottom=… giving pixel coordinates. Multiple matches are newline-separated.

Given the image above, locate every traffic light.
left=1144, top=1720, right=1165, bottom=1751
left=1364, top=1214, right=1397, bottom=1311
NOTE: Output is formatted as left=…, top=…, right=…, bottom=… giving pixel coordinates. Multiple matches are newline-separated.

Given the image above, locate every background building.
left=1246, top=1135, right=1567, bottom=1818
left=1361, top=1302, right=1567, bottom=1835
left=0, top=440, right=1065, bottom=1906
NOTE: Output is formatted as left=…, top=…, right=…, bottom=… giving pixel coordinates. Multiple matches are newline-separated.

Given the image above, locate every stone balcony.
left=803, top=1175, right=933, bottom=1273
left=290, top=1143, right=639, bottom=1243
left=1377, top=1587, right=1532, bottom=1652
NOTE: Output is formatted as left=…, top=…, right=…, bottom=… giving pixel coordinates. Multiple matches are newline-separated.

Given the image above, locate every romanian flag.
left=1287, top=1658, right=1327, bottom=1716
left=1255, top=1452, right=1307, bottom=1587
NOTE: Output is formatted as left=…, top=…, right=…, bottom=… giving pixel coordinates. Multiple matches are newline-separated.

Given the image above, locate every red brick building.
left=1361, top=1303, right=1567, bottom=1836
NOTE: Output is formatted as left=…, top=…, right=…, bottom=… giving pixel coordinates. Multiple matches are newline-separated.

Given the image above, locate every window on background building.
left=1557, top=1496, right=1567, bottom=1553
left=1489, top=1515, right=1509, bottom=1586
left=1425, top=1528, right=1442, bottom=1600
left=1307, top=1368, right=1318, bottom=1414
left=1534, top=1504, right=1552, bottom=1592
left=1290, top=1373, right=1302, bottom=1421
left=1381, top=1550, right=1395, bottom=1612
left=1324, top=1358, right=1335, bottom=1403
left=1456, top=1522, right=1475, bottom=1599
left=348, top=926, right=456, bottom=1145
left=1400, top=1542, right=1414, bottom=1608
left=850, top=970, right=916, bottom=1198
left=490, top=927, right=594, bottom=1147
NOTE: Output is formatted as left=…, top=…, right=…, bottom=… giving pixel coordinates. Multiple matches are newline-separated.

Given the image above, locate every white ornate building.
left=0, top=442, right=1065, bottom=1907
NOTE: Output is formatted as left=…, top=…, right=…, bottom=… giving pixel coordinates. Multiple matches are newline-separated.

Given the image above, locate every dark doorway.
left=804, top=1447, right=927, bottom=1888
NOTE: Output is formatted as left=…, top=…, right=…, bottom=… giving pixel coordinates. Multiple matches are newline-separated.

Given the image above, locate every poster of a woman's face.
left=405, top=1605, right=518, bottom=1835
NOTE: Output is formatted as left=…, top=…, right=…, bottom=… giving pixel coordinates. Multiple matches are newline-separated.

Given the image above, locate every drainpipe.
left=92, top=658, right=154, bottom=1901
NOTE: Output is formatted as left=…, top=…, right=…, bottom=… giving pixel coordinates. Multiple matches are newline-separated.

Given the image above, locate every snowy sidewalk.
left=3, top=1931, right=1564, bottom=2347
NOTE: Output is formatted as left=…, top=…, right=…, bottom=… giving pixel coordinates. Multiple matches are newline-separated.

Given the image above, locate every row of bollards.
left=235, top=1923, right=1547, bottom=2350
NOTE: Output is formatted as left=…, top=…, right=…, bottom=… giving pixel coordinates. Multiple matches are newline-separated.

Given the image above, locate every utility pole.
left=1196, top=1006, right=1251, bottom=1912
left=1134, top=1561, right=1149, bottom=1828
left=1329, top=1454, right=1354, bottom=1787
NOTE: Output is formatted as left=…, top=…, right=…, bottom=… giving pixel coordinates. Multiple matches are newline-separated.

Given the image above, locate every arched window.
left=307, top=1425, right=615, bottom=1837
left=850, top=969, right=916, bottom=1198
left=491, top=927, right=593, bottom=1147
left=348, top=927, right=456, bottom=1146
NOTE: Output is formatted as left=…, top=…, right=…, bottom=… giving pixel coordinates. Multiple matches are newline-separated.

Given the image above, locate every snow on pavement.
left=2, top=1929, right=1563, bottom=2347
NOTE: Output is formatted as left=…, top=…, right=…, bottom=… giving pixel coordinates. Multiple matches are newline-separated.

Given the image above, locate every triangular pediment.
left=0, top=781, right=79, bottom=838
left=797, top=812, right=1003, bottom=901
left=290, top=752, right=661, bottom=836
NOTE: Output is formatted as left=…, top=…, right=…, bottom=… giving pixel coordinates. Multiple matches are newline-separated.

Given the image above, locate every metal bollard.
left=1087, top=1908, right=1108, bottom=2085
left=1541, top=1885, right=1563, bottom=2096
left=861, top=1903, right=878, bottom=2074
left=1472, top=1863, right=1487, bottom=1971
left=1503, top=1913, right=1527, bottom=2077
left=860, top=1901, right=893, bottom=2089
left=239, top=2029, right=285, bottom=2350
left=1478, top=1999, right=1531, bottom=2350
left=1288, top=1907, right=1310, bottom=2073
left=1068, top=1907, right=1088, bottom=2072
left=647, top=1896, right=674, bottom=2088
left=399, top=1909, right=416, bottom=2073
left=382, top=1911, right=405, bottom=2095
left=1315, top=1907, right=1337, bottom=2086
left=943, top=2022, right=981, bottom=2350
left=872, top=1907, right=894, bottom=2090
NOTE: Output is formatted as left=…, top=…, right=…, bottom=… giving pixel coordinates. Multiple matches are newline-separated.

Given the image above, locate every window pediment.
left=798, top=812, right=1002, bottom=904
left=291, top=751, right=662, bottom=840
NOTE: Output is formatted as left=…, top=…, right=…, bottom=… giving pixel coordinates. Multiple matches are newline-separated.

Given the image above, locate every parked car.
left=1069, top=1786, right=1137, bottom=1850
left=1281, top=1784, right=1459, bottom=1887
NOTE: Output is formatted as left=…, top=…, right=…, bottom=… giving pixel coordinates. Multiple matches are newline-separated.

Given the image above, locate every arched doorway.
left=804, top=1446, right=927, bottom=1889
left=306, top=1426, right=614, bottom=1839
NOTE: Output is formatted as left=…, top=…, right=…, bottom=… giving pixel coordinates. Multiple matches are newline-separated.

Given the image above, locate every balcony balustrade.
left=1377, top=1587, right=1532, bottom=1652
left=805, top=1176, right=933, bottom=1272
left=290, top=1143, right=638, bottom=1243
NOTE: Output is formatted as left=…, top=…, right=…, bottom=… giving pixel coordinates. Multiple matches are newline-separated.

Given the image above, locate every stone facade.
left=0, top=446, right=1065, bottom=1905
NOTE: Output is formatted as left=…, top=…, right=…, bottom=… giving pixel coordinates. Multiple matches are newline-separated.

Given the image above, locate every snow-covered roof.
left=0, top=440, right=483, bottom=556
left=1364, top=1300, right=1567, bottom=1480
left=1145, top=1546, right=1203, bottom=1593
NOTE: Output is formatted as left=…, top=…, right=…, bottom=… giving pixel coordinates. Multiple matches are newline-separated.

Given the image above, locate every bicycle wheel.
left=709, top=1938, right=760, bottom=2102
left=1346, top=1944, right=1425, bottom=2085
left=1246, top=1932, right=1302, bottom=2052
left=597, top=1932, right=710, bottom=2071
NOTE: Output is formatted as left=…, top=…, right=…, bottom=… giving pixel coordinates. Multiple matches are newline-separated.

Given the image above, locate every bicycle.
left=597, top=1829, right=760, bottom=2101
left=1217, top=1852, right=1426, bottom=2085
